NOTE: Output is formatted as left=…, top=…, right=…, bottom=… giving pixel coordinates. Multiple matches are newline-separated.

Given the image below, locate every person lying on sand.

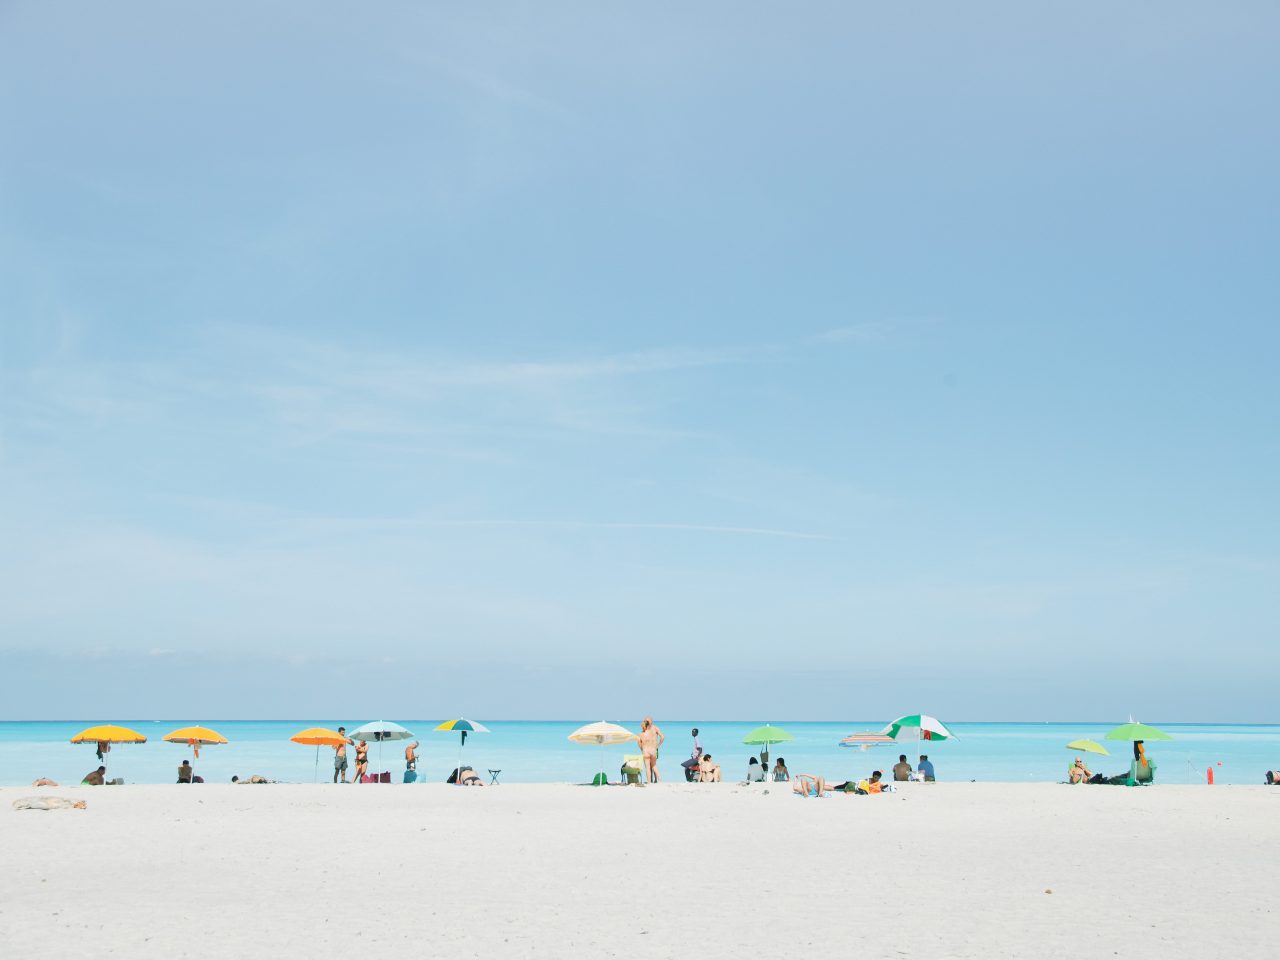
left=32, top=777, right=59, bottom=787
left=793, top=774, right=828, bottom=796
left=13, top=796, right=86, bottom=811
left=1068, top=758, right=1092, bottom=784
left=698, top=753, right=722, bottom=782
left=231, top=775, right=276, bottom=784
left=448, top=766, right=484, bottom=786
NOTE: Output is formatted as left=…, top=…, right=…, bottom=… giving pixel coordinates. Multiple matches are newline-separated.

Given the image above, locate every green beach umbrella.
left=1065, top=739, right=1110, bottom=756
left=881, top=714, right=955, bottom=742
left=1105, top=721, right=1173, bottom=742
left=743, top=724, right=793, bottom=766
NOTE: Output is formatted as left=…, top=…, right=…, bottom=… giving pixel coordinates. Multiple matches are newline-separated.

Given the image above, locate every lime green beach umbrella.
left=743, top=724, right=793, bottom=765
left=1105, top=721, right=1172, bottom=742
left=1065, top=739, right=1110, bottom=756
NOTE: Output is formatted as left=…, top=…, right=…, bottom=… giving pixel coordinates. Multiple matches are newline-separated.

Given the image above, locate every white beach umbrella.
left=568, top=722, right=636, bottom=785
left=349, top=721, right=415, bottom=779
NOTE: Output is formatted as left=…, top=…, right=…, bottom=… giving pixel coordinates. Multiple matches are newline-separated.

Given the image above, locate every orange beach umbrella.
left=71, top=724, right=148, bottom=744
left=290, top=727, right=350, bottom=782
left=163, top=725, right=228, bottom=761
left=71, top=725, right=147, bottom=779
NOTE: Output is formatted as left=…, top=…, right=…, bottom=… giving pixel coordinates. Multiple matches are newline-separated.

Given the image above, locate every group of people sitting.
left=1068, top=741, right=1154, bottom=785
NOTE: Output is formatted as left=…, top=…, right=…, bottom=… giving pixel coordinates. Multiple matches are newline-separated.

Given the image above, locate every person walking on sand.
left=405, top=740, right=418, bottom=771
left=637, top=717, right=665, bottom=783
left=334, top=727, right=353, bottom=783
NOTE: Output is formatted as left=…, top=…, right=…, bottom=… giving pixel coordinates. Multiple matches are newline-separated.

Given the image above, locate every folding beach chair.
left=621, top=755, right=643, bottom=785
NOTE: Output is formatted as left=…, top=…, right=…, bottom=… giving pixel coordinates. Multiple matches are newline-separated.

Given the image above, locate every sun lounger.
left=621, top=755, right=643, bottom=785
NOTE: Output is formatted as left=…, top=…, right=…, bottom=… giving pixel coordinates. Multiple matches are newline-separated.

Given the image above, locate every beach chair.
left=621, top=755, right=643, bottom=785
left=1129, top=759, right=1156, bottom=785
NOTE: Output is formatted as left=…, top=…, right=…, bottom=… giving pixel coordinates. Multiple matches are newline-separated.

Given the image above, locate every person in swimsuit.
left=334, top=727, right=352, bottom=783
left=449, top=766, right=484, bottom=786
left=793, top=774, right=827, bottom=797
left=1068, top=758, right=1092, bottom=784
left=96, top=741, right=110, bottom=763
left=637, top=717, right=665, bottom=784
left=697, top=753, right=721, bottom=782
left=405, top=740, right=418, bottom=770
left=82, top=766, right=107, bottom=785
left=353, top=740, right=369, bottom=782
left=772, top=758, right=790, bottom=781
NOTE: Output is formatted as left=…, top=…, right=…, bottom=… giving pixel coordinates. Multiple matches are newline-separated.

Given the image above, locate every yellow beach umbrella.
left=71, top=724, right=148, bottom=744
left=290, top=727, right=350, bottom=782
left=163, top=725, right=228, bottom=762
left=71, top=724, right=147, bottom=780
left=1065, top=738, right=1110, bottom=756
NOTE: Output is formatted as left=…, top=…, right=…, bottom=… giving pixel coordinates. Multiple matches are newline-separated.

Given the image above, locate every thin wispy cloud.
left=812, top=317, right=939, bottom=343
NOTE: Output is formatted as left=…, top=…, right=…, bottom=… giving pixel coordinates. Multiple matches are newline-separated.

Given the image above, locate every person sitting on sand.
left=82, top=766, right=107, bottom=786
left=793, top=774, right=828, bottom=797
left=448, top=766, right=484, bottom=786
left=698, top=753, right=722, bottom=782
left=860, top=771, right=885, bottom=794
left=918, top=755, right=936, bottom=782
left=1068, top=758, right=1092, bottom=784
left=178, top=760, right=193, bottom=784
left=405, top=741, right=418, bottom=770
left=893, top=754, right=912, bottom=781
left=746, top=757, right=766, bottom=782
left=772, top=758, right=790, bottom=782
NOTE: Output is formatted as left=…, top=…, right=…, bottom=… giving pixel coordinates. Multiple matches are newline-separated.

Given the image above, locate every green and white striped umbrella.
left=881, top=714, right=955, bottom=742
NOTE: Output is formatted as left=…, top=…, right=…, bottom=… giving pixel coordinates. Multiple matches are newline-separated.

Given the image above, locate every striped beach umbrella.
left=840, top=732, right=895, bottom=750
left=435, top=718, right=489, bottom=784
left=881, top=714, right=956, bottom=777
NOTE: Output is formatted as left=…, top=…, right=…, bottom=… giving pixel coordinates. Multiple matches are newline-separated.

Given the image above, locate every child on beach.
left=771, top=758, right=789, bottom=781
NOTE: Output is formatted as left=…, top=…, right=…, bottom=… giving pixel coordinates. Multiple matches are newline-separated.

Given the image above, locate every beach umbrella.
left=162, top=726, right=228, bottom=768
left=742, top=724, right=794, bottom=766
left=881, top=714, right=955, bottom=775
left=1104, top=721, right=1173, bottom=742
left=435, top=718, right=489, bottom=785
left=290, top=727, right=350, bottom=783
left=71, top=725, right=147, bottom=778
left=840, top=732, right=895, bottom=751
left=349, top=721, right=415, bottom=779
left=568, top=722, right=636, bottom=784
left=1065, top=738, right=1110, bottom=756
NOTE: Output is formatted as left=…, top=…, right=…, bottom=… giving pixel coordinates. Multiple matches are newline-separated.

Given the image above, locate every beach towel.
left=13, top=797, right=86, bottom=811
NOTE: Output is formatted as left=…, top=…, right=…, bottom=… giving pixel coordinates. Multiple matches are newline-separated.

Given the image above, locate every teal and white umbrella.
left=349, top=721, right=416, bottom=779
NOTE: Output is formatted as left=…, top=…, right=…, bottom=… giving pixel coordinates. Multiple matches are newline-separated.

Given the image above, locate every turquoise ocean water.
left=2, top=720, right=1277, bottom=787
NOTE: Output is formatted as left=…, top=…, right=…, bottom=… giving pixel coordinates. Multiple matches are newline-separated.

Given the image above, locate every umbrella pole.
left=314, top=744, right=319, bottom=783
left=457, top=733, right=463, bottom=787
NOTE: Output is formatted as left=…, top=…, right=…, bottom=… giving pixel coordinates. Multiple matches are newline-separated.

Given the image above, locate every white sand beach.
left=3, top=782, right=1277, bottom=959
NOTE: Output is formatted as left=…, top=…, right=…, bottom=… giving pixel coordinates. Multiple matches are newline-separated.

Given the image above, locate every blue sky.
left=2, top=3, right=1277, bottom=720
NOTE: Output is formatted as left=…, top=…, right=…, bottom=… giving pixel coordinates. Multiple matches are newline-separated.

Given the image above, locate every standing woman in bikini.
left=353, top=740, right=369, bottom=782
left=637, top=717, right=665, bottom=783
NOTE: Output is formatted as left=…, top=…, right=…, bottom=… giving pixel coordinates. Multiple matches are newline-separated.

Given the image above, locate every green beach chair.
left=621, top=755, right=643, bottom=785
